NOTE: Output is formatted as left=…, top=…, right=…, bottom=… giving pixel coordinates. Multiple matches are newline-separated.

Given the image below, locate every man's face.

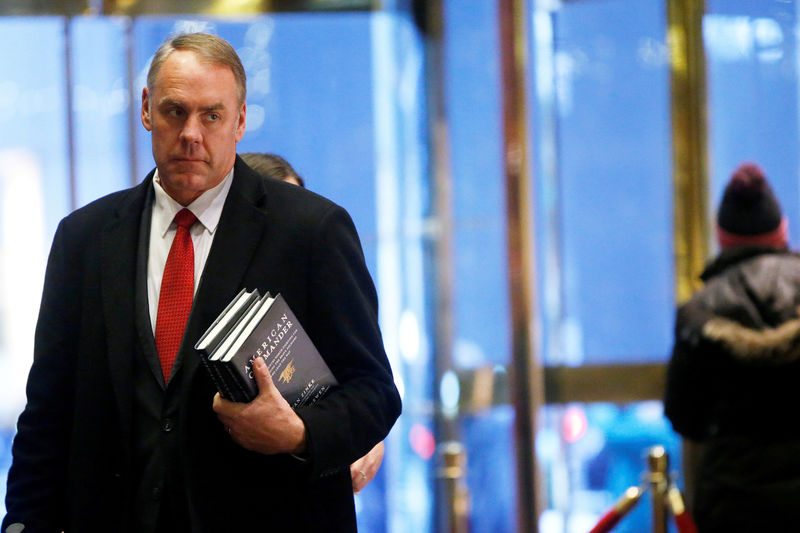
left=141, top=50, right=246, bottom=206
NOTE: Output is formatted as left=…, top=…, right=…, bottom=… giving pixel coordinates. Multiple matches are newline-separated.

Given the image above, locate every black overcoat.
left=3, top=157, right=401, bottom=532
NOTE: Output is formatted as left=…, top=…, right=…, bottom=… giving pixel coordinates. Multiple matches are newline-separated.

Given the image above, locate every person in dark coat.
left=239, top=151, right=385, bottom=495
left=665, top=162, right=800, bottom=532
left=2, top=32, right=401, bottom=533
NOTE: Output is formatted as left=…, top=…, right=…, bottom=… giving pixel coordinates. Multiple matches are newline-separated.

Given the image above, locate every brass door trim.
left=668, top=0, right=710, bottom=304
left=454, top=363, right=667, bottom=414
left=0, top=0, right=376, bottom=15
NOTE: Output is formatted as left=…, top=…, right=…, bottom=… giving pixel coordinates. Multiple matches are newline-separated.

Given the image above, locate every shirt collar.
left=152, top=167, right=234, bottom=238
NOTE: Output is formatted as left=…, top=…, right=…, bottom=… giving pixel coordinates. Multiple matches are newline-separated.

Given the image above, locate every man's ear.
left=141, top=87, right=152, bottom=131
left=234, top=102, right=246, bottom=142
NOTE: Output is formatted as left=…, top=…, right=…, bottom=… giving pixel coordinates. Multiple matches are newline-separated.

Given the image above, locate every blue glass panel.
left=461, top=406, right=516, bottom=533
left=529, top=1, right=684, bottom=531
left=705, top=1, right=800, bottom=241
left=446, top=0, right=510, bottom=370
left=535, top=0, right=673, bottom=365
left=383, top=414, right=436, bottom=533
left=444, top=1, right=517, bottom=531
left=370, top=11, right=436, bottom=533
left=0, top=17, right=71, bottom=237
left=70, top=16, right=133, bottom=207
left=0, top=16, right=72, bottom=519
left=0, top=427, right=13, bottom=519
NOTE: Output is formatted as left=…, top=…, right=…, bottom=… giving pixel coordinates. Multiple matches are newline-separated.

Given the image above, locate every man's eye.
left=207, top=113, right=220, bottom=122
left=167, top=108, right=184, bottom=118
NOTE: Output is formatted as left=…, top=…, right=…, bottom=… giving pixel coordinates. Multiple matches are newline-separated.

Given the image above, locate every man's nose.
left=180, top=114, right=203, bottom=144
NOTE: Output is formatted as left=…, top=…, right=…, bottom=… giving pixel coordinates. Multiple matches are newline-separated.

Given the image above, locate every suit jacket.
left=3, top=157, right=402, bottom=532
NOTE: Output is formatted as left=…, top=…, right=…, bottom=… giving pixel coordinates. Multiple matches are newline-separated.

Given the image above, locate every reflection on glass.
left=531, top=0, right=672, bottom=366
left=538, top=402, right=680, bottom=533
left=705, top=0, right=800, bottom=246
left=0, top=151, right=46, bottom=429
left=71, top=16, right=134, bottom=207
left=0, top=18, right=71, bottom=518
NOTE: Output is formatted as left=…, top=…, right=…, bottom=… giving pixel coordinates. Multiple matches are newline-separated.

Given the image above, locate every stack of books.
left=194, top=288, right=337, bottom=406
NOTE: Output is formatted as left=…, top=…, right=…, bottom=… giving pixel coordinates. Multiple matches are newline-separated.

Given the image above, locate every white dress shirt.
left=147, top=168, right=234, bottom=334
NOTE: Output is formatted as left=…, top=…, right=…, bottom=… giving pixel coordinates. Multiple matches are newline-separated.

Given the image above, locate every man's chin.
left=159, top=168, right=202, bottom=190
left=159, top=167, right=229, bottom=198
left=161, top=172, right=204, bottom=188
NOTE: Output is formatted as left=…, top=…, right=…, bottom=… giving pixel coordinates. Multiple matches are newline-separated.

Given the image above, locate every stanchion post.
left=647, top=446, right=669, bottom=533
left=587, top=445, right=699, bottom=532
left=437, top=441, right=471, bottom=533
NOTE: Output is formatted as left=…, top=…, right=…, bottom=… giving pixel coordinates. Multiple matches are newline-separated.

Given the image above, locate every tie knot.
left=174, top=208, right=197, bottom=230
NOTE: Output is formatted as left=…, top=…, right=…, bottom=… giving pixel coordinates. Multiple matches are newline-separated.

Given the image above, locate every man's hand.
left=213, top=356, right=307, bottom=455
left=350, top=441, right=385, bottom=494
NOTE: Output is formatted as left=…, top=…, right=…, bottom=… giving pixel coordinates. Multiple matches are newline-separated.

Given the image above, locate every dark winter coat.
left=665, top=246, right=800, bottom=532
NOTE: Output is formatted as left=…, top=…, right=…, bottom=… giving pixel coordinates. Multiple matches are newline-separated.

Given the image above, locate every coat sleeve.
left=293, top=203, right=401, bottom=479
left=664, top=300, right=717, bottom=441
left=3, top=221, right=78, bottom=532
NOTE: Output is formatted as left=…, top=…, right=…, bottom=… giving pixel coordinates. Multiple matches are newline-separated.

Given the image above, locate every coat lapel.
left=100, top=177, right=152, bottom=455
left=177, top=159, right=269, bottom=389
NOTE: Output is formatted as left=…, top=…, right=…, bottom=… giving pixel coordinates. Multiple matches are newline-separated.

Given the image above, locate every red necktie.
left=155, top=208, right=198, bottom=383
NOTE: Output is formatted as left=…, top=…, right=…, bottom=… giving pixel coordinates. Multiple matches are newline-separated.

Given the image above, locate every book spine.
left=221, top=360, right=254, bottom=402
left=196, top=351, right=237, bottom=401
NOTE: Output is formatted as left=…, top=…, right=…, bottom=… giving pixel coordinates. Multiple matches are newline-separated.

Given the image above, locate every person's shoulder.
left=61, top=181, right=149, bottom=230
left=236, top=157, right=335, bottom=206
left=258, top=173, right=349, bottom=223
left=759, top=249, right=800, bottom=266
left=262, top=174, right=333, bottom=205
left=701, top=248, right=798, bottom=286
left=738, top=249, right=800, bottom=282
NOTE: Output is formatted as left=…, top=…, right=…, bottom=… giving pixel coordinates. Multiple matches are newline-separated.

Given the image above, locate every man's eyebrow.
left=156, top=99, right=225, bottom=112
left=157, top=98, right=184, bottom=108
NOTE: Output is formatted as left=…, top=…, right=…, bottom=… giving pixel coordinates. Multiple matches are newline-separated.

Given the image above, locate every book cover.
left=220, top=293, right=338, bottom=406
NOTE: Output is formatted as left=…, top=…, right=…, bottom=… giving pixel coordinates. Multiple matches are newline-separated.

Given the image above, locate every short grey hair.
left=147, top=32, right=247, bottom=105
